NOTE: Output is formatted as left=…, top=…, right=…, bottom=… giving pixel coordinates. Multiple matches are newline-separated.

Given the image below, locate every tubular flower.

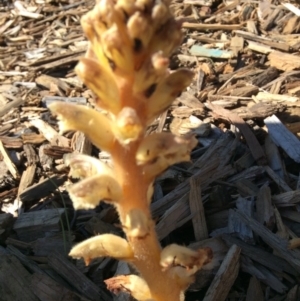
left=49, top=102, right=114, bottom=152
left=112, top=107, right=144, bottom=144
left=69, top=234, right=134, bottom=265
left=160, top=244, right=213, bottom=271
left=64, top=153, right=122, bottom=209
left=136, top=132, right=198, bottom=179
left=123, top=209, right=152, bottom=239
left=67, top=174, right=122, bottom=210
left=75, top=58, right=120, bottom=114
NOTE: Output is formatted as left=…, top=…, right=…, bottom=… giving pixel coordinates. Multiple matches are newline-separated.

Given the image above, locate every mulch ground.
left=1, top=0, right=300, bottom=300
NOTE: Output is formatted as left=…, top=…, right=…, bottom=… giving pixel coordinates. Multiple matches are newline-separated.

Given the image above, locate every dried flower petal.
left=160, top=244, right=213, bottom=270
left=69, top=234, right=133, bottom=265
left=49, top=102, right=114, bottom=152
left=75, top=58, right=120, bottom=114
left=105, top=274, right=152, bottom=301
left=124, top=209, right=152, bottom=239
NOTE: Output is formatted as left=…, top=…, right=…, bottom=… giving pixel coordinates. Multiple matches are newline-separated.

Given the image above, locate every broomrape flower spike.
left=49, top=0, right=213, bottom=300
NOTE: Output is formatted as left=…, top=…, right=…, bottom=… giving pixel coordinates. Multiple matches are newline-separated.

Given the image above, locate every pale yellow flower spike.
left=50, top=0, right=214, bottom=300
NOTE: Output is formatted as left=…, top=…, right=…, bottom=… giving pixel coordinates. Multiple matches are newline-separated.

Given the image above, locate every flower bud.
left=127, top=12, right=153, bottom=50
left=115, top=0, right=136, bottom=17
left=102, top=26, right=133, bottom=72
left=148, top=18, right=182, bottom=57
left=112, top=107, right=143, bottom=144
left=124, top=208, right=152, bottom=239
left=105, top=274, right=152, bottom=301
left=69, top=234, right=134, bottom=265
left=151, top=1, right=169, bottom=29
left=49, top=102, right=114, bottom=152
left=133, top=52, right=169, bottom=95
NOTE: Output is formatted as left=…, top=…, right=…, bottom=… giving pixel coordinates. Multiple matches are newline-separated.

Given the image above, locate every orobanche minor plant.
left=49, top=0, right=212, bottom=300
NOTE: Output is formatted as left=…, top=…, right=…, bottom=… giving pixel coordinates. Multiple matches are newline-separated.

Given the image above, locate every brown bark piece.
left=189, top=175, right=208, bottom=241
left=261, top=8, right=281, bottom=31
left=207, top=102, right=266, bottom=165
left=0, top=140, right=20, bottom=179
left=23, top=144, right=39, bottom=164
left=17, top=164, right=36, bottom=197
left=18, top=174, right=67, bottom=202
left=269, top=51, right=300, bottom=71
left=251, top=67, right=279, bottom=87
left=30, top=119, right=69, bottom=147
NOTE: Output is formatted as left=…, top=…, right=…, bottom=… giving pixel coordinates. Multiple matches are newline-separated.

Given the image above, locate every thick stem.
left=111, top=142, right=182, bottom=301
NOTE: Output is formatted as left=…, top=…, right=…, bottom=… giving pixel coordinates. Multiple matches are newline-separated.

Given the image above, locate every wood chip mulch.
left=1, top=0, right=300, bottom=300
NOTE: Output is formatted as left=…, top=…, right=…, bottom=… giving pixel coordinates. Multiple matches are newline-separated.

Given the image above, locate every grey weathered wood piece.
left=13, top=208, right=67, bottom=241
left=0, top=254, right=39, bottom=301
left=31, top=273, right=81, bottom=301
left=233, top=210, right=300, bottom=272
left=256, top=184, right=275, bottom=229
left=245, top=277, right=264, bottom=301
left=264, top=135, right=285, bottom=179
left=264, top=165, right=292, bottom=192
left=228, top=198, right=254, bottom=243
left=222, top=234, right=297, bottom=275
left=0, top=213, right=14, bottom=243
left=6, top=245, right=45, bottom=274
left=264, top=114, right=300, bottom=163
left=272, top=190, right=300, bottom=206
left=48, top=251, right=111, bottom=301
left=203, top=244, right=241, bottom=301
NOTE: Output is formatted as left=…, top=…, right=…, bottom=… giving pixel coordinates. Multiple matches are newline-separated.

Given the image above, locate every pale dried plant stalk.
left=49, top=0, right=212, bottom=300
